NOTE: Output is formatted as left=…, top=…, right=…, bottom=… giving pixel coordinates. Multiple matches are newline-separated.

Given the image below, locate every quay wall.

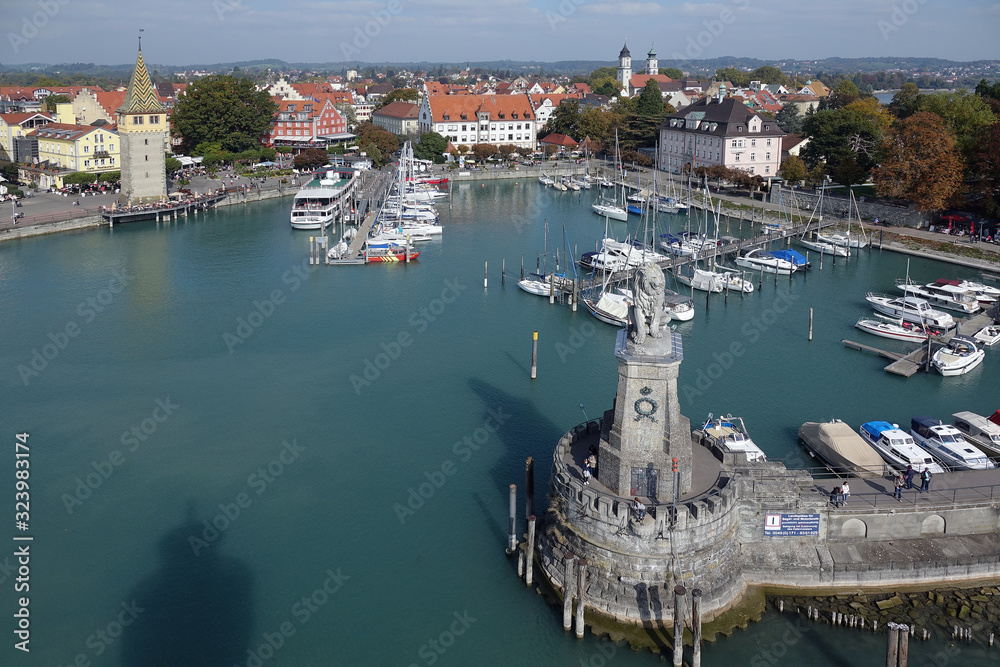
left=0, top=215, right=105, bottom=242
left=766, top=186, right=935, bottom=229
left=538, top=420, right=1000, bottom=628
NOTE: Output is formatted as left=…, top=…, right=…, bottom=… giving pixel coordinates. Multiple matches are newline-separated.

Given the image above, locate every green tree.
left=99, top=171, right=120, bottom=183
left=293, top=148, right=329, bottom=171
left=828, top=80, right=861, bottom=109
left=715, top=68, right=750, bottom=87
left=636, top=82, right=664, bottom=116
left=975, top=78, right=1000, bottom=102
left=544, top=100, right=581, bottom=137
left=750, top=66, right=787, bottom=85
left=889, top=82, right=921, bottom=119
left=969, top=123, right=1000, bottom=217
left=662, top=67, right=684, bottom=80
left=774, top=104, right=803, bottom=134
left=801, top=107, right=882, bottom=173
left=914, top=90, right=997, bottom=163
left=43, top=94, right=71, bottom=112
left=169, top=74, right=277, bottom=154
left=497, top=144, right=519, bottom=161
left=63, top=172, right=98, bottom=186
left=778, top=155, right=807, bottom=184
left=413, top=131, right=448, bottom=163
left=873, top=111, right=963, bottom=211
left=164, top=157, right=183, bottom=173
left=376, top=88, right=419, bottom=109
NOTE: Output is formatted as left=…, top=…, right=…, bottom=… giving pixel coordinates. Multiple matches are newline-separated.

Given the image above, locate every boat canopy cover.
left=911, top=415, right=942, bottom=432
left=595, top=293, right=630, bottom=320
left=991, top=410, right=1000, bottom=428
left=799, top=421, right=885, bottom=477
left=770, top=249, right=808, bottom=264
left=860, top=421, right=895, bottom=440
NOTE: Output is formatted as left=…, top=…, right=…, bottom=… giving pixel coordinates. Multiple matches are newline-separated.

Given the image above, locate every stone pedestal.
left=598, top=329, right=691, bottom=502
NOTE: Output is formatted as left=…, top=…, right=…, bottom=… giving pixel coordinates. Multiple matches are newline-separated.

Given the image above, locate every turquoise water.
left=0, top=182, right=996, bottom=666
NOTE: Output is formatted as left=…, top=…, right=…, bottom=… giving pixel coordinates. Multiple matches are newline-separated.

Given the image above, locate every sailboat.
left=592, top=131, right=628, bottom=221
left=818, top=189, right=869, bottom=248
left=673, top=183, right=754, bottom=293
left=797, top=184, right=849, bottom=257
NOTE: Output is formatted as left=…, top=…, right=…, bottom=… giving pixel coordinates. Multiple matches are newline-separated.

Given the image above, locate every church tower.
left=645, top=46, right=658, bottom=76
left=117, top=36, right=168, bottom=205
left=617, top=41, right=632, bottom=90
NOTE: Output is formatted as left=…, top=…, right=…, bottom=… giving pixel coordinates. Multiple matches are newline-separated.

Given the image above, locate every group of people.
left=830, top=482, right=851, bottom=508
left=893, top=465, right=932, bottom=499
left=581, top=450, right=597, bottom=485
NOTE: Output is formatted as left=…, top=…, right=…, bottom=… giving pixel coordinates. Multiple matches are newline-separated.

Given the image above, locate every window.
left=508, top=134, right=513, bottom=140
left=84, top=145, right=90, bottom=153
left=766, top=139, right=772, bottom=147
left=461, top=124, right=467, bottom=131
left=145, top=155, right=148, bottom=161
left=133, top=116, right=143, bottom=125
left=764, top=124, right=770, bottom=131
left=750, top=153, right=755, bottom=161
left=765, top=152, right=771, bottom=160
left=149, top=115, right=160, bottom=124
left=751, top=139, right=756, bottom=147
left=765, top=166, right=770, bottom=174
left=144, top=139, right=148, bottom=145
left=735, top=154, right=740, bottom=161
left=731, top=139, right=737, bottom=148
left=84, top=160, right=90, bottom=167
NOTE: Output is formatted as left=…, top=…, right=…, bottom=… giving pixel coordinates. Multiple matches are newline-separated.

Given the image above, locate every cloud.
left=582, top=2, right=665, bottom=15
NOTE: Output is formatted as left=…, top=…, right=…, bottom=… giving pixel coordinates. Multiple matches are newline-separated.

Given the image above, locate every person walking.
left=920, top=467, right=932, bottom=492
left=831, top=486, right=842, bottom=508
left=893, top=474, right=904, bottom=500
left=904, top=465, right=915, bottom=489
left=633, top=497, right=646, bottom=521
left=841, top=482, right=850, bottom=505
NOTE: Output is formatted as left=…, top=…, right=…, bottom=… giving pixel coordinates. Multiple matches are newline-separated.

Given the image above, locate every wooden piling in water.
left=562, top=554, right=575, bottom=632
left=575, top=558, right=587, bottom=639
left=673, top=585, right=687, bottom=667
left=809, top=308, right=814, bottom=341
left=501, top=257, right=505, bottom=286
left=898, top=624, right=909, bottom=666
left=484, top=261, right=488, bottom=288
left=530, top=331, right=538, bottom=380
left=692, top=589, right=703, bottom=667
left=525, top=457, right=535, bottom=521
left=886, top=623, right=900, bottom=667
left=525, top=515, right=536, bottom=586
left=507, top=484, right=517, bottom=555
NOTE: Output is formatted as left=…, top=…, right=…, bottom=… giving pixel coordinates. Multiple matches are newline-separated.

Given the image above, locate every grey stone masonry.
left=119, top=130, right=167, bottom=205
left=600, top=329, right=691, bottom=501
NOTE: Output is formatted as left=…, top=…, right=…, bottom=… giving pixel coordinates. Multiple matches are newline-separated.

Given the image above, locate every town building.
left=529, top=93, right=582, bottom=127
left=265, top=99, right=348, bottom=149
left=0, top=112, right=53, bottom=165
left=19, top=123, right=119, bottom=189
left=419, top=94, right=537, bottom=149
left=658, top=94, right=786, bottom=179
left=116, top=41, right=168, bottom=204
left=372, top=101, right=420, bottom=137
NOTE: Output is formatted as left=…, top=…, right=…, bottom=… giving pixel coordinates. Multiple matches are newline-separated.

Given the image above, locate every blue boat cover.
left=860, top=421, right=895, bottom=439
left=770, top=249, right=809, bottom=265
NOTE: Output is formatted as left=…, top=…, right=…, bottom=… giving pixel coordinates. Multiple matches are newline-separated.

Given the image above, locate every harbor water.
left=0, top=180, right=996, bottom=666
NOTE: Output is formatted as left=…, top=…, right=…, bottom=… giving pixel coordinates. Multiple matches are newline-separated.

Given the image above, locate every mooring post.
left=572, top=280, right=578, bottom=312
left=525, top=515, right=536, bottom=586
left=406, top=235, right=411, bottom=263
left=691, top=589, right=703, bottom=667
left=484, top=261, right=488, bottom=289
left=809, top=308, right=814, bottom=341
left=819, top=250, right=824, bottom=271
left=502, top=257, right=505, bottom=286
left=673, top=585, right=687, bottom=667
left=530, top=331, right=538, bottom=380
left=886, top=623, right=900, bottom=667
left=507, top=484, right=517, bottom=555
left=520, top=254, right=524, bottom=280
left=549, top=273, right=555, bottom=304
left=563, top=554, right=575, bottom=632
left=575, top=558, right=587, bottom=639
left=898, top=623, right=909, bottom=666
left=525, top=457, right=535, bottom=521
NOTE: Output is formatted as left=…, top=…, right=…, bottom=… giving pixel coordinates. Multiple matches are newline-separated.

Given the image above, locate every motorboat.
left=854, top=315, right=933, bottom=342
left=696, top=414, right=766, bottom=463
left=662, top=290, right=695, bottom=321
left=798, top=236, right=849, bottom=257
left=626, top=204, right=643, bottom=216
left=973, top=325, right=1000, bottom=347
left=910, top=416, right=995, bottom=470
left=364, top=247, right=420, bottom=262
left=936, top=279, right=999, bottom=308
left=931, top=335, right=985, bottom=376
left=798, top=419, right=886, bottom=477
left=951, top=411, right=1000, bottom=457
left=715, top=268, right=755, bottom=293
left=769, top=249, right=811, bottom=271
left=895, top=278, right=980, bottom=314
left=734, top=248, right=795, bottom=275
left=858, top=421, right=945, bottom=474
left=865, top=293, right=955, bottom=329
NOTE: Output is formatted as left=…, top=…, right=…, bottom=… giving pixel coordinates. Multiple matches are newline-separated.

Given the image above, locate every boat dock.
left=101, top=189, right=228, bottom=226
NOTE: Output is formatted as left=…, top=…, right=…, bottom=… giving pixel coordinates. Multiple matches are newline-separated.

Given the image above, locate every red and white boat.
left=854, top=314, right=937, bottom=342
left=366, top=248, right=420, bottom=263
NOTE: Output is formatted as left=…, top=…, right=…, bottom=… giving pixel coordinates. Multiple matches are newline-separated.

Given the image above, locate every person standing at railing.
left=893, top=474, right=904, bottom=501
left=920, top=467, right=932, bottom=493
left=841, top=481, right=850, bottom=506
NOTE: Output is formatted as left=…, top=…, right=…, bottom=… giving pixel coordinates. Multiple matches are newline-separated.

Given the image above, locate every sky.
left=2, top=0, right=998, bottom=67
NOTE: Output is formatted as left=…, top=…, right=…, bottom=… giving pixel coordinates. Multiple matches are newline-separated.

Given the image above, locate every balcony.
left=94, top=150, right=110, bottom=158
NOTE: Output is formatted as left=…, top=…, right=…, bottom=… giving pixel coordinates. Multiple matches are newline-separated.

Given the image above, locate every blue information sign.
left=763, top=513, right=820, bottom=537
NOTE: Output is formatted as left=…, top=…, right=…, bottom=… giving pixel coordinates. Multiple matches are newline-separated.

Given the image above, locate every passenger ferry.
left=289, top=167, right=358, bottom=230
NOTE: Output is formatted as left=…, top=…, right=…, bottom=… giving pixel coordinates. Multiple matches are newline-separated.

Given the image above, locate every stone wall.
left=766, top=186, right=936, bottom=229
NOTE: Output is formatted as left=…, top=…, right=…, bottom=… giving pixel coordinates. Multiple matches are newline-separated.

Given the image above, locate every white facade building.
left=419, top=94, right=537, bottom=149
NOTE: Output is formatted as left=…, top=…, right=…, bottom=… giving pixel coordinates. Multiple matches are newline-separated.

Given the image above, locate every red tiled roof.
left=94, top=91, right=127, bottom=118
left=425, top=94, right=535, bottom=123
left=0, top=112, right=53, bottom=125
left=630, top=74, right=673, bottom=89
left=1, top=85, right=102, bottom=100
left=540, top=133, right=577, bottom=146
left=373, top=101, right=420, bottom=119
left=529, top=93, right=581, bottom=108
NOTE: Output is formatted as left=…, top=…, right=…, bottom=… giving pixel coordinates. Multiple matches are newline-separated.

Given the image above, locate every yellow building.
left=20, top=123, right=120, bottom=189
left=0, top=112, right=53, bottom=164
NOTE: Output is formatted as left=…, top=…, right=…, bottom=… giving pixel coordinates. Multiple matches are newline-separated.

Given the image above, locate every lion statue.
left=629, top=261, right=666, bottom=344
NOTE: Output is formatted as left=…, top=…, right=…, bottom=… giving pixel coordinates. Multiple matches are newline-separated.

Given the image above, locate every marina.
left=2, top=178, right=999, bottom=666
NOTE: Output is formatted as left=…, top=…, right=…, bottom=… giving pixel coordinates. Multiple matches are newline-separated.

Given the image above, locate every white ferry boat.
left=289, top=167, right=358, bottom=230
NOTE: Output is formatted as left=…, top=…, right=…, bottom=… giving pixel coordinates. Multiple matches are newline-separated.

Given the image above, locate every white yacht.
left=865, top=293, right=955, bottom=329
left=289, top=167, right=358, bottom=229
left=817, top=231, right=868, bottom=249
left=799, top=237, right=849, bottom=257
left=910, top=416, right=995, bottom=470
left=951, top=411, right=1000, bottom=457
left=734, top=248, right=796, bottom=275
left=858, top=421, right=945, bottom=474
left=931, top=335, right=986, bottom=376
left=895, top=278, right=981, bottom=314
left=697, top=415, right=766, bottom=463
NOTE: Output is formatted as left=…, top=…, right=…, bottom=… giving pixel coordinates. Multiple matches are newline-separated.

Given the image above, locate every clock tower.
left=117, top=36, right=168, bottom=205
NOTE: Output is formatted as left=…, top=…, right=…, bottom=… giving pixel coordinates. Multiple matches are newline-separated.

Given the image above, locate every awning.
left=318, top=133, right=356, bottom=140
left=274, top=136, right=314, bottom=142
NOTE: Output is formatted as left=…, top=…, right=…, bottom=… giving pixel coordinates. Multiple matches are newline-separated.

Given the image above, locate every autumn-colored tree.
left=969, top=123, right=1000, bottom=217
left=778, top=155, right=807, bottom=184
left=293, top=148, right=329, bottom=171
left=471, top=143, right=500, bottom=161
left=873, top=111, right=963, bottom=211
left=844, top=97, right=894, bottom=133
left=497, top=144, right=519, bottom=160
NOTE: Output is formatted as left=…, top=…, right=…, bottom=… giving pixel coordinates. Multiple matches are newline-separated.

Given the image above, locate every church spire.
left=119, top=35, right=163, bottom=114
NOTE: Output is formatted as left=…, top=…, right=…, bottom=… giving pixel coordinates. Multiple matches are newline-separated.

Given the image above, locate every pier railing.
left=836, top=483, right=1000, bottom=511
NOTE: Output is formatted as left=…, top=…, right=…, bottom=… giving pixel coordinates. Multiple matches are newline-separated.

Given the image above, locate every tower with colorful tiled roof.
left=117, top=37, right=167, bottom=205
